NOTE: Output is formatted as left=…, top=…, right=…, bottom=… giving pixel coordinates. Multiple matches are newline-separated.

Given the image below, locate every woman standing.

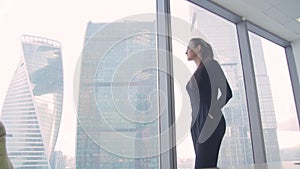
left=185, top=38, right=232, bottom=168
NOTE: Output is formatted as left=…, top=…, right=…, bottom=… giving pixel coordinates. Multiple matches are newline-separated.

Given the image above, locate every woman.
left=186, top=38, right=232, bottom=168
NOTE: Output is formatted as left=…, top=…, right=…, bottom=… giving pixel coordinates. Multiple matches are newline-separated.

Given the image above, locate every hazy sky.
left=0, top=0, right=160, bottom=157
left=0, top=0, right=192, bottom=157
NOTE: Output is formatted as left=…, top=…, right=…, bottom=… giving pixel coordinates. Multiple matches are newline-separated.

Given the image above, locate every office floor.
left=218, top=161, right=300, bottom=169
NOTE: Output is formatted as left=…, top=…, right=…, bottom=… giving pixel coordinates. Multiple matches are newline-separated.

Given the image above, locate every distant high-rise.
left=0, top=35, right=64, bottom=168
left=249, top=33, right=281, bottom=162
left=51, top=151, right=66, bottom=169
left=76, top=21, right=159, bottom=169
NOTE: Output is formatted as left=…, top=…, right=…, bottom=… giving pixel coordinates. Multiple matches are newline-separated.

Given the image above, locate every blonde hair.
left=190, top=38, right=214, bottom=61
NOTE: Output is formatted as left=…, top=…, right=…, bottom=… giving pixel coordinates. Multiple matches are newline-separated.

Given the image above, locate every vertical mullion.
left=285, top=46, right=300, bottom=129
left=156, top=0, right=177, bottom=169
left=236, top=21, right=267, bottom=164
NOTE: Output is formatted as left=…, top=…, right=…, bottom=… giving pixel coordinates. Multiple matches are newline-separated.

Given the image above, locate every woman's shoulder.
left=204, top=59, right=224, bottom=76
left=204, top=59, right=220, bottom=68
left=208, top=59, right=219, bottom=65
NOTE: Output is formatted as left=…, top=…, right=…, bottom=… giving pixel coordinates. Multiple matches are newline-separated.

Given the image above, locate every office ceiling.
left=211, top=0, right=300, bottom=42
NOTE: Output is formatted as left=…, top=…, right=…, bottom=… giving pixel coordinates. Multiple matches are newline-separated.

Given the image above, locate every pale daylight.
left=0, top=0, right=300, bottom=169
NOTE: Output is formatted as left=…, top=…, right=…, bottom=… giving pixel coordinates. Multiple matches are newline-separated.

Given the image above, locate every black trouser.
left=191, top=115, right=226, bottom=169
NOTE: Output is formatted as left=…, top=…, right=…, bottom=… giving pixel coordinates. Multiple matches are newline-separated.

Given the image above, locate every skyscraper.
left=51, top=151, right=66, bottom=169
left=0, top=35, right=64, bottom=168
left=249, top=33, right=281, bottom=162
left=76, top=21, right=159, bottom=169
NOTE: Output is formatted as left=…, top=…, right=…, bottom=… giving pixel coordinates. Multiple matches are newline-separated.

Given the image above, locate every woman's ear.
left=196, top=44, right=202, bottom=53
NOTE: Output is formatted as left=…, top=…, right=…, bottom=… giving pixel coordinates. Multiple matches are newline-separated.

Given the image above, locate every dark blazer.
left=187, top=59, right=232, bottom=130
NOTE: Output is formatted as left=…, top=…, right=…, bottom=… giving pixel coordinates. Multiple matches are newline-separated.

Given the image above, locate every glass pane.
left=170, top=0, right=253, bottom=168
left=0, top=1, right=158, bottom=169
left=249, top=32, right=300, bottom=162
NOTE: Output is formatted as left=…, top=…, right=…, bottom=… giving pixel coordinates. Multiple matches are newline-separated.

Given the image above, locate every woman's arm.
left=207, top=60, right=232, bottom=118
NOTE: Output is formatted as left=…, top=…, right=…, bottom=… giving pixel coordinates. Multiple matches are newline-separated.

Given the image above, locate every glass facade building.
left=0, top=35, right=64, bottom=168
left=76, top=21, right=160, bottom=169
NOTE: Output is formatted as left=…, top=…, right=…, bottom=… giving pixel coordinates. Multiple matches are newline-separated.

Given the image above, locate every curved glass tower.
left=0, top=35, right=63, bottom=168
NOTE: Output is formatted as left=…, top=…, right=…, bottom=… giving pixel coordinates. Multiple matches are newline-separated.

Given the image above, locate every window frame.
left=156, top=0, right=177, bottom=169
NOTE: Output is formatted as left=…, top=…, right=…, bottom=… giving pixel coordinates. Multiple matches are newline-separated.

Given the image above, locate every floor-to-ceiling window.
left=249, top=32, right=300, bottom=162
left=0, top=1, right=162, bottom=168
left=1, top=0, right=300, bottom=169
left=170, top=1, right=253, bottom=168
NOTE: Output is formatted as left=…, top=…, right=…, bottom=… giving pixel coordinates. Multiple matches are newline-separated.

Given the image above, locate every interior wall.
left=292, top=39, right=300, bottom=83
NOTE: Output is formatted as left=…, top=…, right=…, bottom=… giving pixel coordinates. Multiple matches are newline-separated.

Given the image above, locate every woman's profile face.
left=186, top=41, right=199, bottom=61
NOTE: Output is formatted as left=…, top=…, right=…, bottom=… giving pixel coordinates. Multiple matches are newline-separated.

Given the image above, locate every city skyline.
left=0, top=0, right=156, bottom=158
left=0, top=1, right=299, bottom=168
